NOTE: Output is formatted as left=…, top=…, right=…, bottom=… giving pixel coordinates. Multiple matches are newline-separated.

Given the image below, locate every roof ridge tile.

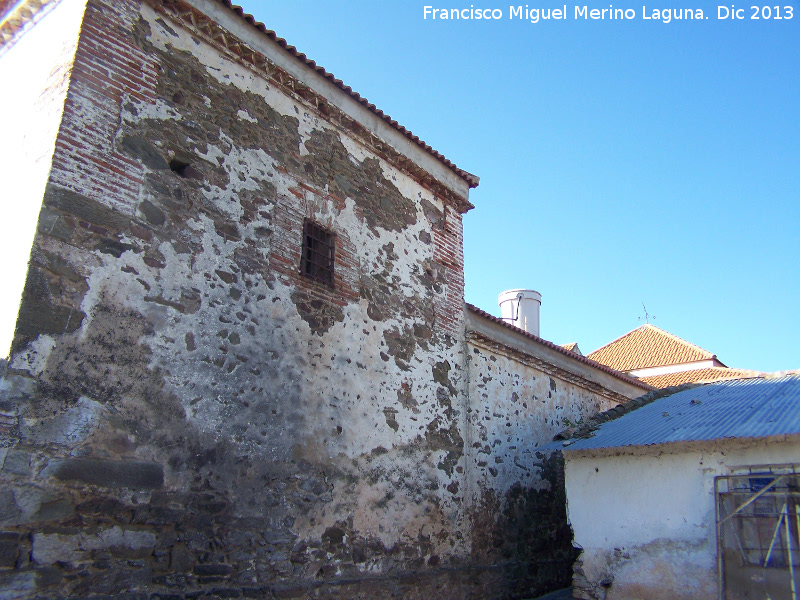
left=587, top=324, right=718, bottom=372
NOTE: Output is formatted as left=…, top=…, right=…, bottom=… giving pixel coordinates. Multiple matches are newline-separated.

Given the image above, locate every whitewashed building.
left=552, top=374, right=800, bottom=600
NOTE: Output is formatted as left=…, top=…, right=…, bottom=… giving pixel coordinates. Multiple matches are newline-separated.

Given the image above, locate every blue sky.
left=234, top=1, right=799, bottom=372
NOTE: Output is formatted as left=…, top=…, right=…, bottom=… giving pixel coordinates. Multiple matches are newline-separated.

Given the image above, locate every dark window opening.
left=169, top=158, right=190, bottom=177
left=301, top=220, right=335, bottom=287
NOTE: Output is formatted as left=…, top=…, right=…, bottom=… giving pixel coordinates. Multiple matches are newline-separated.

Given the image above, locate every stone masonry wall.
left=0, top=0, right=488, bottom=597
left=466, top=332, right=626, bottom=490
left=0, top=1, right=634, bottom=598
left=462, top=332, right=631, bottom=597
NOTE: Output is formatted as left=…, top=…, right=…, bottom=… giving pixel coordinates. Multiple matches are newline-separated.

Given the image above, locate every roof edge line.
left=465, top=303, right=653, bottom=391
left=211, top=0, right=480, bottom=190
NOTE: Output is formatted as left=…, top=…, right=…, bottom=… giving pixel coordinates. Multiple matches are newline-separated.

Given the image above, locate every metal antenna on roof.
left=639, top=303, right=655, bottom=324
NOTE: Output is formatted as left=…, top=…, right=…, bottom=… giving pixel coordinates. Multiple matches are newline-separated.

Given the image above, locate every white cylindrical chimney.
left=498, top=289, right=542, bottom=337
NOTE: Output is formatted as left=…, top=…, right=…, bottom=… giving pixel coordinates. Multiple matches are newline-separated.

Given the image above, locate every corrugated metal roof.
left=561, top=374, right=800, bottom=452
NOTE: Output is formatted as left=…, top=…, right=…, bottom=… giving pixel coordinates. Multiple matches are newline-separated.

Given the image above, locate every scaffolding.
left=716, top=464, right=800, bottom=600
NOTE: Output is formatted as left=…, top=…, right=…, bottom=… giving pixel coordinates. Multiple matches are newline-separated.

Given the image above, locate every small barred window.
left=301, top=220, right=335, bottom=287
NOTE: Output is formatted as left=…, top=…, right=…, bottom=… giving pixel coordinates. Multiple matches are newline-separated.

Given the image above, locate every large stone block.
left=20, top=396, right=104, bottom=446
left=32, top=526, right=157, bottom=566
left=45, top=458, right=164, bottom=490
left=0, top=491, right=21, bottom=525
left=0, top=570, right=34, bottom=600
left=0, top=533, right=19, bottom=568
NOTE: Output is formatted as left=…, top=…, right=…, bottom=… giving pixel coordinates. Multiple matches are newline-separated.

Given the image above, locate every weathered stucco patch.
left=290, top=289, right=345, bottom=335
left=0, top=1, right=605, bottom=598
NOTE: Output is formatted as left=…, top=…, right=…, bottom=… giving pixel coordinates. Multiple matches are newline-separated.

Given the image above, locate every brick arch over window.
left=269, top=188, right=359, bottom=308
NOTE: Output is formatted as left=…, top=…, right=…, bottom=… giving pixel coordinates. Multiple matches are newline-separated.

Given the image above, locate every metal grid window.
left=716, top=464, right=800, bottom=600
left=301, top=220, right=335, bottom=287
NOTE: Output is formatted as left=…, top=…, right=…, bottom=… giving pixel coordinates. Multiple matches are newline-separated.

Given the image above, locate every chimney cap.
left=498, top=289, right=542, bottom=303
left=498, top=289, right=542, bottom=336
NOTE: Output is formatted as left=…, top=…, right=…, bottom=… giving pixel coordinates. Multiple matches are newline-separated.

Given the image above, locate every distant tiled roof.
left=466, top=304, right=653, bottom=391
left=640, top=367, right=764, bottom=388
left=587, top=324, right=720, bottom=372
left=560, top=342, right=582, bottom=355
left=556, top=374, right=800, bottom=452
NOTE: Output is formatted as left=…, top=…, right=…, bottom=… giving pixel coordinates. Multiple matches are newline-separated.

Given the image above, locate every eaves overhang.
left=556, top=374, right=800, bottom=454
left=0, top=0, right=60, bottom=53
left=466, top=303, right=653, bottom=394
left=211, top=0, right=480, bottom=193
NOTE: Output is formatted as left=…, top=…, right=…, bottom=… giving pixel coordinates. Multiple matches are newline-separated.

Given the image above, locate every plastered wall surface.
left=0, top=0, right=88, bottom=357
left=0, top=0, right=476, bottom=596
left=466, top=338, right=622, bottom=491
left=458, top=334, right=636, bottom=597
left=564, top=437, right=800, bottom=600
left=0, top=1, right=639, bottom=597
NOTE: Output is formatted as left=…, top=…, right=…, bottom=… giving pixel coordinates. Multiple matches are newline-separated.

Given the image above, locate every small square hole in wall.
left=169, top=158, right=190, bottom=177
left=301, top=220, right=335, bottom=287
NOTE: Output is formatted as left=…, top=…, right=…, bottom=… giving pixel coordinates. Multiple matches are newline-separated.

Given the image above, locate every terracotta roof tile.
left=560, top=342, right=582, bottom=355
left=587, top=324, right=719, bottom=372
left=639, top=367, right=764, bottom=389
